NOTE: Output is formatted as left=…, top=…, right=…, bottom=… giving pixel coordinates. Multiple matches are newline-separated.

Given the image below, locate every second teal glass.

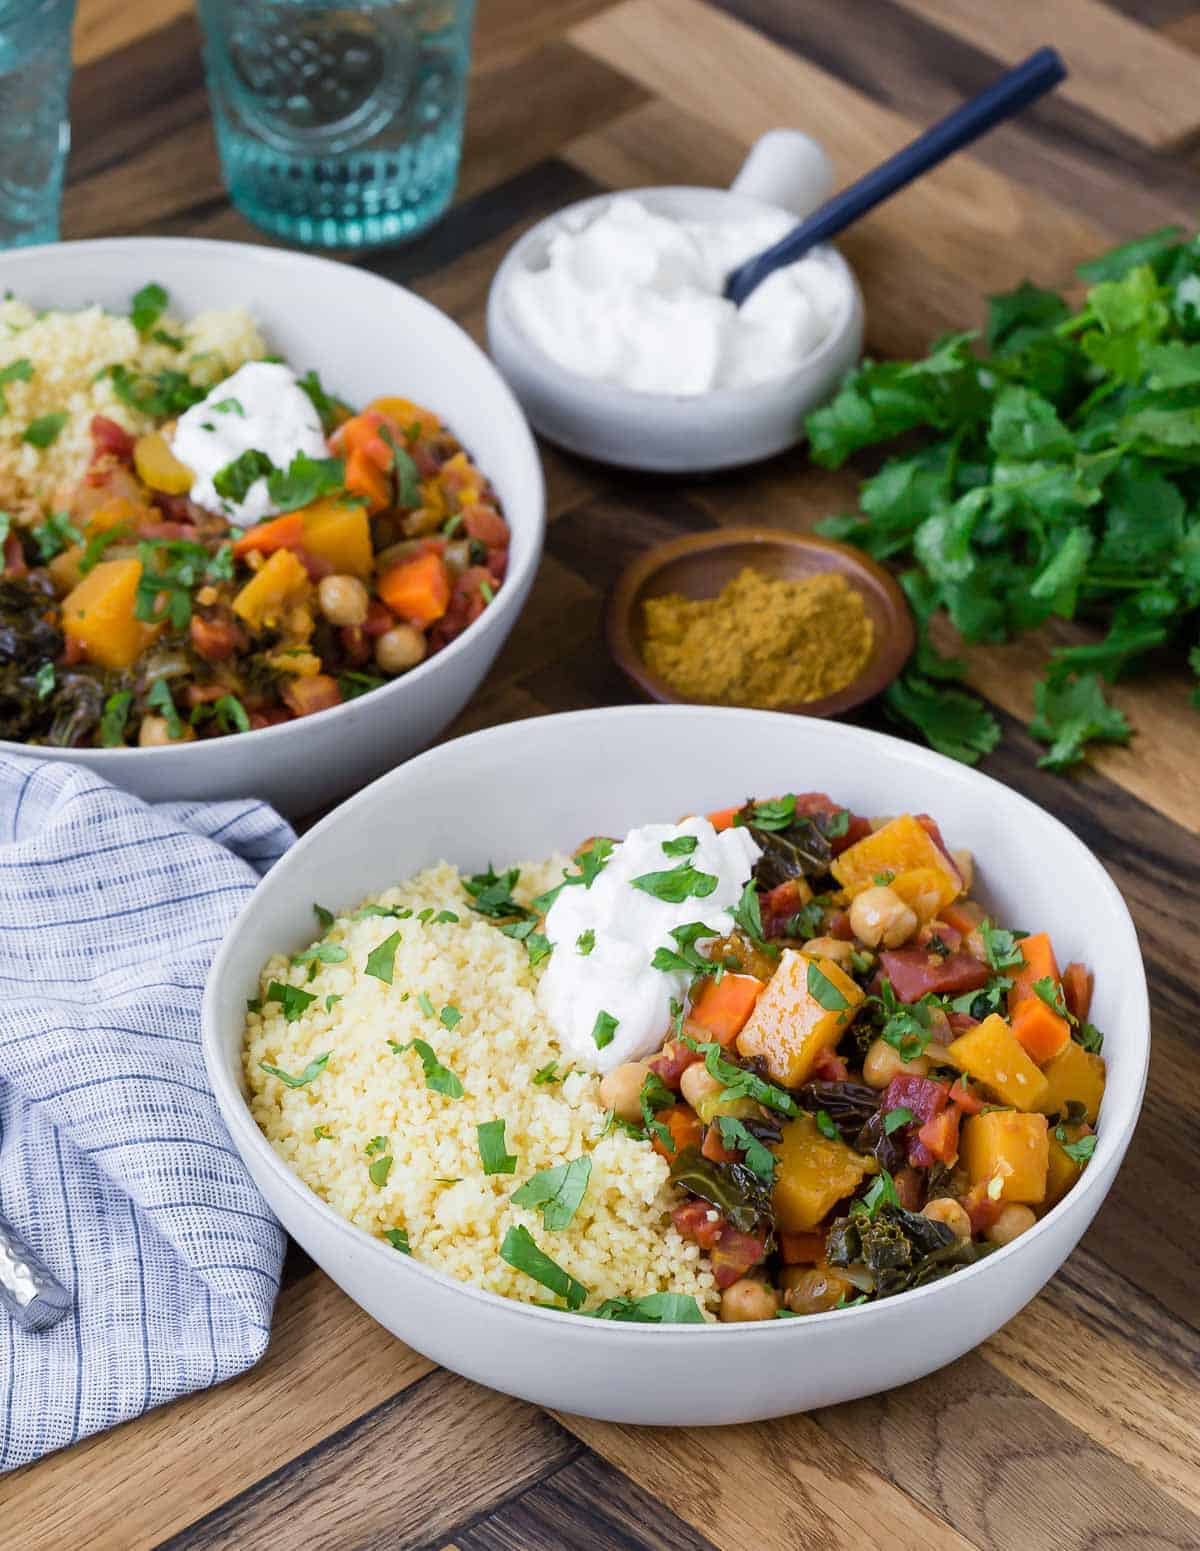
left=196, top=0, right=475, bottom=250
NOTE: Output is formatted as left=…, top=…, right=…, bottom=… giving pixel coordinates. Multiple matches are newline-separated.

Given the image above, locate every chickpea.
left=986, top=1204, right=1037, bottom=1247
left=138, top=714, right=194, bottom=747
left=784, top=1268, right=854, bottom=1316
left=922, top=1197, right=972, bottom=1241
left=598, top=1061, right=652, bottom=1123
left=801, top=935, right=856, bottom=968
left=720, top=1277, right=780, bottom=1323
left=862, top=1037, right=930, bottom=1089
left=679, top=1062, right=724, bottom=1114
left=849, top=885, right=919, bottom=950
left=374, top=624, right=427, bottom=676
left=316, top=573, right=369, bottom=628
left=924, top=1042, right=956, bottom=1070
left=951, top=847, right=974, bottom=893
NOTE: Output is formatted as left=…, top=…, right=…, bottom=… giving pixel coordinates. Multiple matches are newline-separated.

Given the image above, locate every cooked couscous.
left=244, top=858, right=718, bottom=1316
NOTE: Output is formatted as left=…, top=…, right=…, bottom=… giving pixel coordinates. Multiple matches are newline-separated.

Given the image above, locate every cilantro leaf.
left=22, top=412, right=67, bottom=448
left=266, top=451, right=345, bottom=512
left=511, top=1155, right=591, bottom=1229
left=1029, top=673, right=1131, bottom=771
left=477, top=1118, right=518, bottom=1175
left=0, top=357, right=33, bottom=415
left=213, top=448, right=274, bottom=504
left=364, top=930, right=401, bottom=984
left=499, top=1224, right=588, bottom=1309
left=885, top=675, right=1001, bottom=766
left=130, top=282, right=169, bottom=333
left=259, top=1050, right=329, bottom=1087
left=590, top=1009, right=618, bottom=1050
left=393, top=1036, right=464, bottom=1098
left=98, top=690, right=132, bottom=748
left=806, top=958, right=850, bottom=1013
left=716, top=1116, right=777, bottom=1182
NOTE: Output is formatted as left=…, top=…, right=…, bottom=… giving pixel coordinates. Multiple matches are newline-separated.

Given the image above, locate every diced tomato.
left=826, top=909, right=855, bottom=941
left=764, top=878, right=807, bottom=919
left=1062, top=962, right=1094, bottom=1023
left=3, top=530, right=26, bottom=577
left=487, top=546, right=509, bottom=584
left=136, top=520, right=193, bottom=542
left=916, top=1106, right=960, bottom=1167
left=779, top=1230, right=826, bottom=1265
left=280, top=674, right=342, bottom=718
left=949, top=1078, right=985, bottom=1115
left=811, top=1046, right=850, bottom=1082
left=650, top=1104, right=703, bottom=1160
left=462, top=503, right=510, bottom=547
left=190, top=613, right=244, bottom=663
left=882, top=1074, right=949, bottom=1128
left=709, top=1223, right=768, bottom=1289
left=948, top=1011, right=981, bottom=1035
left=362, top=598, right=396, bottom=637
left=701, top=1125, right=741, bottom=1164
left=90, top=414, right=135, bottom=464
left=893, top=1165, right=924, bottom=1210
left=339, top=624, right=371, bottom=667
left=879, top=947, right=989, bottom=1003
left=648, top=1038, right=702, bottom=1090
left=792, top=792, right=871, bottom=853
left=671, top=1199, right=723, bottom=1251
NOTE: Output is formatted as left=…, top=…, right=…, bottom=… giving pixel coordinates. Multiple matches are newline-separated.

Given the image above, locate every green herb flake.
left=590, top=1009, right=619, bottom=1050
left=433, top=910, right=459, bottom=924
left=439, top=1004, right=462, bottom=1030
left=313, top=1124, right=332, bottom=1141
left=511, top=1155, right=592, bottom=1230
left=661, top=833, right=699, bottom=855
left=631, top=860, right=719, bottom=904
left=211, top=397, right=244, bottom=416
left=980, top=920, right=1025, bottom=972
left=297, top=368, right=343, bottom=434
left=417, top=991, right=436, bottom=1019
left=0, top=357, right=33, bottom=415
left=394, top=1037, right=465, bottom=1099
left=806, top=958, right=851, bottom=1012
left=21, top=411, right=66, bottom=449
left=384, top=1227, right=411, bottom=1253
left=266, top=450, right=345, bottom=513
left=130, top=282, right=169, bottom=333
left=32, top=510, right=82, bottom=561
left=586, top=1292, right=706, bottom=1323
left=1033, top=976, right=1071, bottom=1020
left=213, top=447, right=274, bottom=504
left=576, top=928, right=596, bottom=956
left=259, top=1050, right=329, bottom=1088
left=477, top=1118, right=518, bottom=1176
left=683, top=1038, right=800, bottom=1118
left=325, top=994, right=342, bottom=1012
left=532, top=1061, right=564, bottom=1085
left=364, top=930, right=402, bottom=984
left=716, top=1116, right=777, bottom=1183
left=365, top=1134, right=388, bottom=1156
left=264, top=980, right=318, bottom=1023
left=313, top=903, right=335, bottom=932
left=291, top=941, right=349, bottom=968
left=498, top=1224, right=588, bottom=1310
left=884, top=1105, right=916, bottom=1135
left=814, top=1109, right=839, bottom=1141
left=463, top=863, right=529, bottom=920
left=735, top=794, right=797, bottom=832
left=1055, top=1128, right=1098, bottom=1164
left=34, top=661, right=55, bottom=701
left=852, top=1168, right=900, bottom=1218
left=368, top=1154, right=393, bottom=1187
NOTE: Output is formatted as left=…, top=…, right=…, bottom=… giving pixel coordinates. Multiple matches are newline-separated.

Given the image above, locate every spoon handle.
left=725, top=46, right=1067, bottom=307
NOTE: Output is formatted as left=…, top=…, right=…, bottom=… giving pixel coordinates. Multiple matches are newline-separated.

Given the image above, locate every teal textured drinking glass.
left=196, top=0, right=476, bottom=250
left=0, top=0, right=76, bottom=248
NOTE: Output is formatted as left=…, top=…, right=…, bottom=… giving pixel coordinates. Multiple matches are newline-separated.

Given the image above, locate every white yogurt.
left=171, top=360, right=329, bottom=524
left=506, top=195, right=848, bottom=396
left=537, top=816, right=760, bottom=1074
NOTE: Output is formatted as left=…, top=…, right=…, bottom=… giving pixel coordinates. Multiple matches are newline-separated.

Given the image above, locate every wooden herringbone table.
left=6, top=2, right=1200, bottom=1547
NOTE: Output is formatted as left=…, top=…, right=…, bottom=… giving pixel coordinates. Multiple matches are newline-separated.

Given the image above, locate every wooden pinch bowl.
left=607, top=527, right=914, bottom=718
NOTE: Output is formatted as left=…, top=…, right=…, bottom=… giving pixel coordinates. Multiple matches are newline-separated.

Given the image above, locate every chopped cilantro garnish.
left=499, top=915, right=552, bottom=967
left=585, top=1292, right=706, bottom=1323
left=532, top=1062, right=563, bottom=1085
left=650, top=920, right=720, bottom=979
left=291, top=941, right=348, bottom=968
left=22, top=411, right=66, bottom=448
left=265, top=980, right=318, bottom=1023
left=980, top=920, right=1025, bottom=972
left=479, top=579, right=495, bottom=605
left=146, top=678, right=185, bottom=740
left=631, top=860, right=719, bottom=904
left=463, top=863, right=529, bottom=920
left=531, top=839, right=614, bottom=913
left=590, top=1009, right=619, bottom=1049
left=1033, top=976, right=1071, bottom=1020
left=511, top=1155, right=591, bottom=1229
left=266, top=450, right=345, bottom=512
left=439, top=1004, right=462, bottom=1030
left=98, top=690, right=132, bottom=747
left=0, top=357, right=33, bottom=415
left=499, top=1224, right=587, bottom=1310
left=365, top=1134, right=388, bottom=1156
left=851, top=1168, right=900, bottom=1218
left=1055, top=1128, right=1097, bottom=1164
left=325, top=994, right=341, bottom=1012
left=34, top=661, right=55, bottom=700
left=313, top=1124, right=332, bottom=1141
left=105, top=362, right=205, bottom=419
left=392, top=1036, right=464, bottom=1098
left=384, top=1227, right=411, bottom=1253
left=734, top=794, right=796, bottom=831
left=213, top=447, right=274, bottom=503
left=715, top=1116, right=777, bottom=1182
left=213, top=694, right=250, bottom=735
left=368, top=1154, right=393, bottom=1187
left=814, top=1109, right=839, bottom=1141
left=313, top=902, right=335, bottom=932
left=338, top=670, right=387, bottom=701
left=130, top=282, right=168, bottom=333
left=32, top=510, right=81, bottom=561
left=576, top=929, right=595, bottom=956
left=364, top=930, right=401, bottom=984
left=661, top=834, right=699, bottom=855
left=297, top=368, right=343, bottom=434
left=884, top=1106, right=916, bottom=1134
left=211, top=397, right=244, bottom=416
left=259, top=1050, right=329, bottom=1087
left=730, top=879, right=775, bottom=954
left=682, top=1037, right=800, bottom=1118
left=806, top=959, right=851, bottom=1012
left=477, top=1118, right=518, bottom=1175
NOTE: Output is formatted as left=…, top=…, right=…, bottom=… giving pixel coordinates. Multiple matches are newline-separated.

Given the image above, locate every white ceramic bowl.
left=486, top=132, right=865, bottom=473
left=202, top=707, right=1148, bottom=1424
left=0, top=238, right=545, bottom=815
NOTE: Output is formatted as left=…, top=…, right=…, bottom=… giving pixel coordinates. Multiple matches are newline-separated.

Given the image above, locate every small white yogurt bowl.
left=487, top=131, right=865, bottom=473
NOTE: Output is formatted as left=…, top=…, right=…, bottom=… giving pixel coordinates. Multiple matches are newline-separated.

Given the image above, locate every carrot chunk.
left=376, top=550, right=451, bottom=626
left=688, top=972, right=763, bottom=1047
left=1062, top=961, right=1094, bottom=1023
left=1011, top=996, right=1071, bottom=1064
left=231, top=511, right=304, bottom=560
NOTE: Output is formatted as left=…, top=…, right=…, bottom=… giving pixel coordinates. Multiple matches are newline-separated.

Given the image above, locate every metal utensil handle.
left=0, top=1213, right=72, bottom=1332
left=725, top=46, right=1067, bottom=306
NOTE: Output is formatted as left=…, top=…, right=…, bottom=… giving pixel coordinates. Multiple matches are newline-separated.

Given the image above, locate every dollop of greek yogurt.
left=506, top=194, right=849, bottom=395
left=537, top=816, right=761, bottom=1074
left=171, top=360, right=329, bottom=525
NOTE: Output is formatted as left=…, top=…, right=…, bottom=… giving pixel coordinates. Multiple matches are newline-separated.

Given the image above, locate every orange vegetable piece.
left=688, top=973, right=763, bottom=1047
left=1062, top=961, right=1093, bottom=1023
left=1008, top=932, right=1061, bottom=1006
left=301, top=498, right=373, bottom=579
left=706, top=806, right=739, bottom=832
left=365, top=396, right=440, bottom=437
left=376, top=549, right=450, bottom=627
left=700, top=1125, right=741, bottom=1164
left=650, top=1105, right=704, bottom=1161
left=345, top=447, right=391, bottom=514
left=232, top=547, right=310, bottom=631
left=961, top=1110, right=1049, bottom=1204
left=779, top=1230, right=826, bottom=1265
left=231, top=511, right=305, bottom=560
left=1011, top=995, right=1071, bottom=1065
left=61, top=558, right=158, bottom=670
left=84, top=494, right=148, bottom=535
left=917, top=1106, right=960, bottom=1165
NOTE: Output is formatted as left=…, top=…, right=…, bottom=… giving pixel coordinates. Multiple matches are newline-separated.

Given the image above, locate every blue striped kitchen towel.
left=0, top=753, right=294, bottom=1471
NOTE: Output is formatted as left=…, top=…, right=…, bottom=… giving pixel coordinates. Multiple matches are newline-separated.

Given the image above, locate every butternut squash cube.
left=961, top=1110, right=1049, bottom=1204
left=1043, top=1132, right=1083, bottom=1211
left=736, top=948, right=863, bottom=1087
left=945, top=1013, right=1050, bottom=1111
left=301, top=498, right=373, bottom=579
left=365, top=395, right=440, bottom=437
left=233, top=547, right=311, bottom=631
left=1036, top=1039, right=1106, bottom=1125
left=831, top=814, right=960, bottom=910
left=61, top=558, right=156, bottom=670
left=771, top=1113, right=877, bottom=1232
left=889, top=865, right=955, bottom=923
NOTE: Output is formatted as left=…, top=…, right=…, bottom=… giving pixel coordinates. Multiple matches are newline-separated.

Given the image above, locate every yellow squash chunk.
left=1043, top=1132, right=1084, bottom=1212
left=84, top=494, right=148, bottom=535
left=300, top=498, right=373, bottom=579
left=889, top=866, right=954, bottom=923
left=736, top=948, right=863, bottom=1087
left=366, top=395, right=440, bottom=437
left=831, top=814, right=960, bottom=910
left=771, top=1112, right=878, bottom=1232
left=1036, top=1039, right=1106, bottom=1125
left=61, top=558, right=157, bottom=670
left=945, top=1012, right=1050, bottom=1111
left=961, top=1110, right=1049, bottom=1204
left=233, top=547, right=311, bottom=631
left=133, top=431, right=193, bottom=495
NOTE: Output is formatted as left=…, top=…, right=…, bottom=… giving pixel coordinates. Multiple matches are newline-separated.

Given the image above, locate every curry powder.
left=641, top=566, right=873, bottom=708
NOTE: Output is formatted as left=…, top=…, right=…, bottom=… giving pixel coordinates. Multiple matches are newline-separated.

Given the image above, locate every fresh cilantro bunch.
left=807, top=225, right=1200, bottom=771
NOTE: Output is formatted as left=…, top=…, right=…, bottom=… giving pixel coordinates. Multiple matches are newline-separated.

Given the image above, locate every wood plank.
left=894, top=0, right=1200, bottom=148
left=73, top=0, right=191, bottom=66
left=6, top=1275, right=433, bottom=1551
left=557, top=1410, right=978, bottom=1551
left=450, top=1450, right=721, bottom=1551
left=571, top=0, right=1105, bottom=296
left=163, top=1371, right=578, bottom=1550
left=812, top=1347, right=1200, bottom=1551
left=474, top=0, right=623, bottom=71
